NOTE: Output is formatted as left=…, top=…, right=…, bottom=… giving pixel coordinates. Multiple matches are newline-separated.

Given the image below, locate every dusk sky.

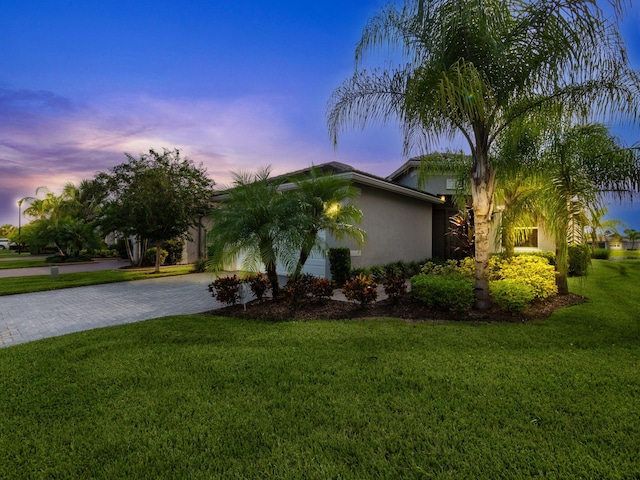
left=1, top=0, right=639, bottom=229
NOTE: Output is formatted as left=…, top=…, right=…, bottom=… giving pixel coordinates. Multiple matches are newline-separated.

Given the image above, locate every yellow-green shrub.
left=420, top=257, right=474, bottom=278
left=490, top=256, right=557, bottom=300
left=490, top=279, right=535, bottom=313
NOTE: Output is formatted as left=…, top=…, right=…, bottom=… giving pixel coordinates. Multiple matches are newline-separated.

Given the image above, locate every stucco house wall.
left=337, top=183, right=434, bottom=270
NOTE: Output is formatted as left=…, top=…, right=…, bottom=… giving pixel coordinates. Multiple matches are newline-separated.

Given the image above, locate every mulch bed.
left=204, top=292, right=585, bottom=323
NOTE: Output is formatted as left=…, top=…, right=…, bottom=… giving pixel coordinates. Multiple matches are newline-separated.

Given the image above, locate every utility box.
left=50, top=266, right=59, bottom=280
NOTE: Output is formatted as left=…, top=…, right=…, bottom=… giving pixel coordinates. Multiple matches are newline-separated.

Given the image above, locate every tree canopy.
left=98, top=148, right=214, bottom=272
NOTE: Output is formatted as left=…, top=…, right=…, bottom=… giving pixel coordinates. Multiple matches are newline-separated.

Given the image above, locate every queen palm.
left=328, top=0, right=638, bottom=309
left=539, top=124, right=640, bottom=293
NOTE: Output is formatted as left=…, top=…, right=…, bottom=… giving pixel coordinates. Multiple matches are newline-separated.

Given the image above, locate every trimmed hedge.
left=410, top=274, right=474, bottom=312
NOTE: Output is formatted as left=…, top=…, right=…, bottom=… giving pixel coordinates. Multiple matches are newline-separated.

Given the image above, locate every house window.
left=515, top=228, right=539, bottom=248
left=445, top=178, right=456, bottom=190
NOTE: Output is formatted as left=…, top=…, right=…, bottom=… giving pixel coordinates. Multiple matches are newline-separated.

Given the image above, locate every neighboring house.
left=387, top=159, right=556, bottom=257
left=185, top=162, right=443, bottom=278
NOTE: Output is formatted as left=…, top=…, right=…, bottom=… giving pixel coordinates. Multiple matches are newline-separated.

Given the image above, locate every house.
left=387, top=158, right=556, bottom=257
left=184, top=162, right=443, bottom=278
left=182, top=157, right=557, bottom=278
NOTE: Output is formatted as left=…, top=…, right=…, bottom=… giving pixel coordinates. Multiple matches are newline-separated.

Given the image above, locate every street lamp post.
left=17, top=199, right=23, bottom=255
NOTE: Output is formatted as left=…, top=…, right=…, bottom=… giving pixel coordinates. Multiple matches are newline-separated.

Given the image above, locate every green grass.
left=0, top=265, right=196, bottom=295
left=0, top=258, right=47, bottom=269
left=609, top=249, right=640, bottom=259
left=0, top=260, right=638, bottom=479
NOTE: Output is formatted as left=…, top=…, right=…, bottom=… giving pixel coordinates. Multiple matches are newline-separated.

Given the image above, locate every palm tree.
left=539, top=124, right=640, bottom=293
left=208, top=167, right=293, bottom=297
left=286, top=168, right=366, bottom=282
left=625, top=229, right=640, bottom=250
left=328, top=0, right=638, bottom=309
left=585, top=205, right=625, bottom=252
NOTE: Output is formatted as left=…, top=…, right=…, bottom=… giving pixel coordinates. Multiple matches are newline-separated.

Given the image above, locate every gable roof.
left=279, top=162, right=443, bottom=204
left=213, top=162, right=443, bottom=204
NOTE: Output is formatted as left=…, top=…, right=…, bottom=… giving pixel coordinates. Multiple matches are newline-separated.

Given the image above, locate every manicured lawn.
left=609, top=249, right=640, bottom=259
left=0, top=265, right=196, bottom=296
left=0, top=261, right=638, bottom=478
left=0, top=258, right=47, bottom=269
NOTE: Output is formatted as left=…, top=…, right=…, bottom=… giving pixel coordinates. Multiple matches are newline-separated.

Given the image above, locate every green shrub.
left=490, top=279, right=535, bottom=314
left=142, top=247, right=169, bottom=267
left=490, top=255, right=557, bottom=300
left=591, top=248, right=611, bottom=260
left=162, top=239, right=185, bottom=265
left=342, top=274, right=378, bottom=306
left=192, top=259, right=208, bottom=273
left=569, top=244, right=591, bottom=276
left=208, top=275, right=242, bottom=305
left=410, top=274, right=474, bottom=311
left=328, top=247, right=351, bottom=287
left=421, top=258, right=474, bottom=278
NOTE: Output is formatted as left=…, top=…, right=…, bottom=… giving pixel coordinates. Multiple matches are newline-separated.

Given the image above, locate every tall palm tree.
left=208, top=167, right=293, bottom=297
left=328, top=0, right=638, bottom=309
left=286, top=168, right=366, bottom=282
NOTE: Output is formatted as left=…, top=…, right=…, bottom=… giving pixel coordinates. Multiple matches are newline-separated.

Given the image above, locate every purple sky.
left=1, top=1, right=639, bottom=229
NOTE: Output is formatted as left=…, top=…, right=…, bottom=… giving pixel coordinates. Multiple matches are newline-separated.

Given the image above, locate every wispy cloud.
left=0, top=87, right=366, bottom=224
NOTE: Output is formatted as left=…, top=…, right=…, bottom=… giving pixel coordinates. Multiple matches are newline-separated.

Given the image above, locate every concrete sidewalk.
left=0, top=273, right=223, bottom=348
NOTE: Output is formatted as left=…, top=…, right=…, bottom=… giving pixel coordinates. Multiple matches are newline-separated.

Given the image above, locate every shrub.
left=328, top=247, right=351, bottom=286
left=569, top=244, right=591, bottom=276
left=490, top=255, right=557, bottom=300
left=309, top=277, right=335, bottom=302
left=45, top=254, right=92, bottom=263
left=208, top=275, right=242, bottom=305
left=342, top=274, right=378, bottom=306
left=490, top=279, right=535, bottom=314
left=162, top=239, right=184, bottom=265
left=142, top=247, right=168, bottom=267
left=410, top=274, right=474, bottom=311
left=192, top=259, right=208, bottom=273
left=246, top=272, right=270, bottom=300
left=515, top=250, right=556, bottom=266
left=421, top=258, right=474, bottom=278
left=591, top=248, right=611, bottom=260
left=382, top=276, right=407, bottom=304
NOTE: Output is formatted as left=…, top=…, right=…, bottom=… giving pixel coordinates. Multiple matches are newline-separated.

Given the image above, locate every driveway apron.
left=0, top=273, right=223, bottom=347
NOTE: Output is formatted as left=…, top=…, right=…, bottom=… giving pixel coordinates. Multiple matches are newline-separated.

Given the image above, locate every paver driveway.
left=0, top=273, right=223, bottom=347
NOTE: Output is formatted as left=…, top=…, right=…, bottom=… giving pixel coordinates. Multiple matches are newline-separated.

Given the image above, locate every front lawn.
left=0, top=258, right=47, bottom=269
left=0, top=265, right=196, bottom=296
left=0, top=260, right=638, bottom=478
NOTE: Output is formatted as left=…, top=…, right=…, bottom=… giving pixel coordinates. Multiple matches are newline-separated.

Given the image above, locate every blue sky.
left=1, top=0, right=639, bottom=230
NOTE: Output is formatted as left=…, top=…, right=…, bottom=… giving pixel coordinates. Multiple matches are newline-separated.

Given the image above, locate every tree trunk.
left=265, top=261, right=280, bottom=298
left=154, top=239, right=162, bottom=274
left=555, top=238, right=569, bottom=295
left=470, top=151, right=496, bottom=311
left=292, top=233, right=317, bottom=283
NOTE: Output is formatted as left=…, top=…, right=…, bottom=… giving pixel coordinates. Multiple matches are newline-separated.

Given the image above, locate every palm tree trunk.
left=470, top=152, right=496, bottom=311
left=292, top=234, right=317, bottom=282
left=265, top=261, right=280, bottom=298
